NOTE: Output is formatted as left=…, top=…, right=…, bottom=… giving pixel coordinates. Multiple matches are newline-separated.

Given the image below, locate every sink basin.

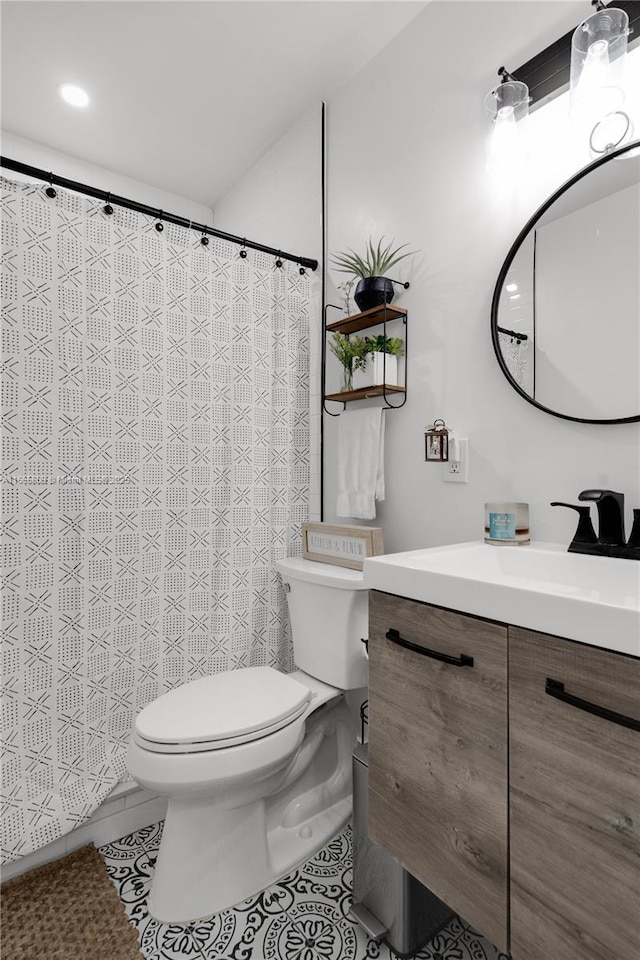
left=363, top=541, right=640, bottom=657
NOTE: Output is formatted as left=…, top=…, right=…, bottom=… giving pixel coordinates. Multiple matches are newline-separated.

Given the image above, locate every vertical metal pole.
left=320, top=101, right=327, bottom=521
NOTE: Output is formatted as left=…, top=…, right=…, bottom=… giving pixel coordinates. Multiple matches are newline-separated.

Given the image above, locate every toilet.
left=127, top=556, right=368, bottom=923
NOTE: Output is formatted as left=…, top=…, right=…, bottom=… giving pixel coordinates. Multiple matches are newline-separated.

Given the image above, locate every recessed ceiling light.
left=58, top=83, right=89, bottom=108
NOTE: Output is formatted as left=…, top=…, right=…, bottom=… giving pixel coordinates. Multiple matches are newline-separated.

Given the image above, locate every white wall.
left=215, top=106, right=323, bottom=520
left=1, top=131, right=214, bottom=225
left=322, top=0, right=640, bottom=552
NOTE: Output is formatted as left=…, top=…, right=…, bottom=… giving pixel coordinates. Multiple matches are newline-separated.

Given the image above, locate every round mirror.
left=491, top=139, right=640, bottom=424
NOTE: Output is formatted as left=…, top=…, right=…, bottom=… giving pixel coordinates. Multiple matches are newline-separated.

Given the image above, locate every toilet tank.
left=275, top=557, right=368, bottom=690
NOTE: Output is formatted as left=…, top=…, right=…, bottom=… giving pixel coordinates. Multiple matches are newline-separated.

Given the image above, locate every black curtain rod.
left=0, top=156, right=318, bottom=272
left=497, top=325, right=528, bottom=342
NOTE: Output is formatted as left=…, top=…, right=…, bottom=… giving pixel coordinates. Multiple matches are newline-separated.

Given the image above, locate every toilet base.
left=146, top=698, right=355, bottom=923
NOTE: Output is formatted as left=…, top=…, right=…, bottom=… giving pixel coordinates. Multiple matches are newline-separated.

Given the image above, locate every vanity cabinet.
left=367, top=590, right=509, bottom=952
left=367, top=593, right=639, bottom=960
left=509, top=627, right=640, bottom=960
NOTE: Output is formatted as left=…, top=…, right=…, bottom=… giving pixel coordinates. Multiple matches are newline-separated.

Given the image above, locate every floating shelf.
left=326, top=304, right=407, bottom=335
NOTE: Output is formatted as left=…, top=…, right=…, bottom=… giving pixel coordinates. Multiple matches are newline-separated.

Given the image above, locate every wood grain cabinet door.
left=510, top=627, right=640, bottom=960
left=367, top=591, right=509, bottom=953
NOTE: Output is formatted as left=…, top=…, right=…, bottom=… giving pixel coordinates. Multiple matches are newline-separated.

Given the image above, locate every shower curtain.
left=498, top=329, right=530, bottom=389
left=0, top=175, right=312, bottom=862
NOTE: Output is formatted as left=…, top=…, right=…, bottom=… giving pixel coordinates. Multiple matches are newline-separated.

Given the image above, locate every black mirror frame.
left=491, top=138, right=640, bottom=425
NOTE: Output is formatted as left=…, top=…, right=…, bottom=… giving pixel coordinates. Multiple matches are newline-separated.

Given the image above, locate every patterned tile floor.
left=100, top=822, right=509, bottom=960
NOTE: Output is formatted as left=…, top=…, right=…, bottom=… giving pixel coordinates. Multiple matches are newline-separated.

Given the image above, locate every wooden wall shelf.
left=324, top=384, right=406, bottom=404
left=323, top=300, right=409, bottom=414
left=326, top=304, right=407, bottom=336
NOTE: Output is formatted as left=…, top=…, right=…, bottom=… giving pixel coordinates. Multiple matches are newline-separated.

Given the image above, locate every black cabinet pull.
left=385, top=628, right=473, bottom=667
left=545, top=678, right=640, bottom=732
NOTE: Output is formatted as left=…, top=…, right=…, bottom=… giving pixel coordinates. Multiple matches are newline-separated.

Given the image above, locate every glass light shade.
left=484, top=80, right=530, bottom=174
left=570, top=7, right=629, bottom=123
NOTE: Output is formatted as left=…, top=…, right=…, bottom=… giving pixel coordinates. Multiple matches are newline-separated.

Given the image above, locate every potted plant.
left=328, top=333, right=369, bottom=392
left=353, top=335, right=405, bottom=390
left=331, top=236, right=415, bottom=313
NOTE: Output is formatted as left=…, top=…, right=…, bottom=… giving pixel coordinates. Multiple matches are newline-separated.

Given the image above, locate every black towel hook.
left=155, top=211, right=164, bottom=232
left=275, top=251, right=283, bottom=268
left=45, top=172, right=57, bottom=199
left=239, top=240, right=248, bottom=259
left=103, top=192, right=114, bottom=215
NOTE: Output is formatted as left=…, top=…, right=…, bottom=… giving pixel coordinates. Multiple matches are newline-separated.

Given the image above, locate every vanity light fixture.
left=484, top=68, right=530, bottom=175
left=570, top=1, right=630, bottom=125
left=58, top=83, right=89, bottom=108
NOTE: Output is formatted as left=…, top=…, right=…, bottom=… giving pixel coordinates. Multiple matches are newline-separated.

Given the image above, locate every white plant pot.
left=353, top=353, right=399, bottom=391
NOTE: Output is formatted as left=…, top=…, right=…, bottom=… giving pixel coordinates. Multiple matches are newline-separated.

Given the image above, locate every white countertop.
left=363, top=540, right=640, bottom=658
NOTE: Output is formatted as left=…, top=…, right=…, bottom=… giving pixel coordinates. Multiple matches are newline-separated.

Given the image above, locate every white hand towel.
left=336, top=407, right=385, bottom=520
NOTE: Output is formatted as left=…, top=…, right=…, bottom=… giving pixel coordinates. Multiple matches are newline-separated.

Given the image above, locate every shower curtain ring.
left=45, top=172, right=57, bottom=199
left=155, top=212, right=164, bottom=232
left=103, top=192, right=114, bottom=215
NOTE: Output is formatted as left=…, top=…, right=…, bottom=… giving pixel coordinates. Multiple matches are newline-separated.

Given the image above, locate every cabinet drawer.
left=510, top=627, right=640, bottom=960
left=367, top=591, right=509, bottom=953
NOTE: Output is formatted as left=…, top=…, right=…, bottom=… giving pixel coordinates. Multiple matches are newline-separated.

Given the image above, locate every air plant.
left=330, top=236, right=415, bottom=279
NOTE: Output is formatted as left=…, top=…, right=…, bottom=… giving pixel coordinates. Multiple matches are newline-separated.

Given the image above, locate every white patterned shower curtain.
left=0, top=175, right=312, bottom=862
left=498, top=329, right=530, bottom=389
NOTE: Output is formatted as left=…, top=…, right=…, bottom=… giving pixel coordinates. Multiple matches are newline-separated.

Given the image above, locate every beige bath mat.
left=1, top=844, right=143, bottom=960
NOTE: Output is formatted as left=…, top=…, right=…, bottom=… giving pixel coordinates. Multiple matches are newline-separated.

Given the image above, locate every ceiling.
left=1, top=1, right=428, bottom=208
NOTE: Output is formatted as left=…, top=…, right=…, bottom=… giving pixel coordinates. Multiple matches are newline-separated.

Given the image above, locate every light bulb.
left=484, top=77, right=530, bottom=177
left=487, top=105, right=528, bottom=175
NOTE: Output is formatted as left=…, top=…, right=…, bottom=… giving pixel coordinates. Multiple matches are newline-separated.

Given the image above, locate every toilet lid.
left=135, top=666, right=312, bottom=748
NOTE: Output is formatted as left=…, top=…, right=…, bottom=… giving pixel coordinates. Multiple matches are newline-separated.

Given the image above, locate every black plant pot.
left=354, top=277, right=395, bottom=313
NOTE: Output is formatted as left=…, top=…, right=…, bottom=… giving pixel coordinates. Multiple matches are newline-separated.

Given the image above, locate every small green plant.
left=364, top=335, right=404, bottom=356
left=328, top=334, right=368, bottom=370
left=331, top=236, right=415, bottom=279
left=328, top=334, right=369, bottom=391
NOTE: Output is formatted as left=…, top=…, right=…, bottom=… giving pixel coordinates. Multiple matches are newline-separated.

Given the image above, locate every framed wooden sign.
left=301, top=522, right=384, bottom=571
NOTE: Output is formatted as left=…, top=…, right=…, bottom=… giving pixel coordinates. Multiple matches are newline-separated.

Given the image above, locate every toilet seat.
left=134, top=666, right=312, bottom=755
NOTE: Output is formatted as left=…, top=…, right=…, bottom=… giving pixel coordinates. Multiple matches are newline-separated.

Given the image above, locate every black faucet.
left=578, top=489, right=625, bottom=546
left=551, top=489, right=640, bottom=560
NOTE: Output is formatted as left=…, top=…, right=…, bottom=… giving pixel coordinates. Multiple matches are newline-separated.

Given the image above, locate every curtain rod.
left=497, top=325, right=528, bottom=342
left=0, top=156, right=319, bottom=272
